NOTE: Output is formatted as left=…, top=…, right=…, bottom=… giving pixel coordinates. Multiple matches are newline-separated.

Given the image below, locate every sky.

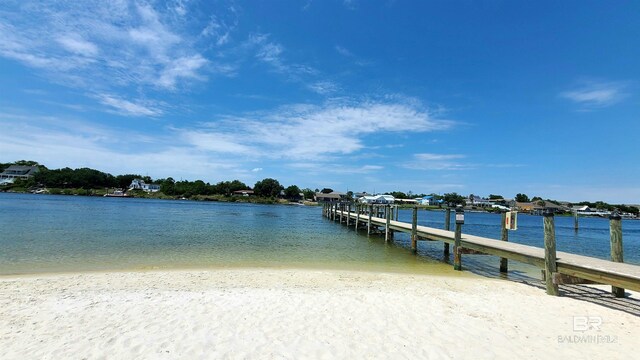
left=1, top=1, right=639, bottom=203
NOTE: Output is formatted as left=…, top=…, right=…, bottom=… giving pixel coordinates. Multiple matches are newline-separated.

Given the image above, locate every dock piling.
left=543, top=210, right=559, bottom=296
left=411, top=206, right=418, bottom=253
left=367, top=205, right=373, bottom=235
left=347, top=203, right=351, bottom=227
left=500, top=210, right=509, bottom=273
left=385, top=204, right=391, bottom=242
left=444, top=208, right=451, bottom=256
left=574, top=212, right=579, bottom=232
left=453, top=207, right=463, bottom=270
left=609, top=210, right=625, bottom=297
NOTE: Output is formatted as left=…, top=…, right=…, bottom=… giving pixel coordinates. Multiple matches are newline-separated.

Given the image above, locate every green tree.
left=489, top=194, right=503, bottom=200
left=443, top=192, right=466, bottom=207
left=515, top=193, right=530, bottom=202
left=387, top=191, right=407, bottom=199
left=284, top=185, right=302, bottom=200
left=320, top=188, right=334, bottom=194
left=302, top=188, right=315, bottom=200
left=254, top=178, right=283, bottom=197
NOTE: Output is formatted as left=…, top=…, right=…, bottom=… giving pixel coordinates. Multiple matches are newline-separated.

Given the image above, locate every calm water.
left=1, top=193, right=638, bottom=278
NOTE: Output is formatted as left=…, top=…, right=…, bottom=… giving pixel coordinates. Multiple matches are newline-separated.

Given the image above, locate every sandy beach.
left=1, top=268, right=638, bottom=359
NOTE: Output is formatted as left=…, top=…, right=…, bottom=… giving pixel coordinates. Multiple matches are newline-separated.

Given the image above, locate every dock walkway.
left=324, top=203, right=640, bottom=296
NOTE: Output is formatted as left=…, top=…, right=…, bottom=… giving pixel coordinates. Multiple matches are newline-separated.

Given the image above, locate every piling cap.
left=542, top=208, right=554, bottom=217
left=455, top=205, right=464, bottom=213
left=609, top=209, right=622, bottom=220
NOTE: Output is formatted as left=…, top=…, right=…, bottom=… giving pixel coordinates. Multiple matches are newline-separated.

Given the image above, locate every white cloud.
left=307, top=80, right=339, bottom=94
left=180, top=99, right=453, bottom=160
left=96, top=94, right=162, bottom=117
left=560, top=81, right=628, bottom=108
left=0, top=1, right=219, bottom=111
left=403, top=153, right=469, bottom=171
left=251, top=167, right=263, bottom=172
left=335, top=45, right=353, bottom=57
left=0, top=112, right=243, bottom=181
left=157, top=55, right=208, bottom=88
left=56, top=35, right=99, bottom=57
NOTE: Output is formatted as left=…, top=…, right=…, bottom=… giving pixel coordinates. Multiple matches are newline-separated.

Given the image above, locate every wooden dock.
left=323, top=203, right=640, bottom=296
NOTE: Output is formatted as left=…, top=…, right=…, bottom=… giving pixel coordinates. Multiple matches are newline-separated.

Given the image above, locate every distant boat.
left=104, top=189, right=130, bottom=198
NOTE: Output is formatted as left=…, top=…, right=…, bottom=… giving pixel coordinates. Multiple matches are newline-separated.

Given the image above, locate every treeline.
left=2, top=161, right=316, bottom=200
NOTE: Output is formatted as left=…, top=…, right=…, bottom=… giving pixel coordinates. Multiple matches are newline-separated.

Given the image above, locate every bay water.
left=1, top=193, right=638, bottom=279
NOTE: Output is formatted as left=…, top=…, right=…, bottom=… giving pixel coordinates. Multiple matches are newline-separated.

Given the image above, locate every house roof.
left=1, top=165, right=39, bottom=176
left=316, top=192, right=345, bottom=199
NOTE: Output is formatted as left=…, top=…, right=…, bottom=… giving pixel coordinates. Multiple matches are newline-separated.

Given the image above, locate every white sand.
left=1, top=268, right=638, bottom=359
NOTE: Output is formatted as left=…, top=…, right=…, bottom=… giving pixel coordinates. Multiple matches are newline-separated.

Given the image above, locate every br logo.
left=573, top=316, right=602, bottom=332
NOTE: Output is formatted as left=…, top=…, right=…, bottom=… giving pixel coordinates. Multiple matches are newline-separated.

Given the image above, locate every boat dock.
left=322, top=203, right=640, bottom=297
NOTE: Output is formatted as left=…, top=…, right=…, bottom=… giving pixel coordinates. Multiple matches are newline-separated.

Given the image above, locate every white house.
left=419, top=195, right=436, bottom=206
left=375, top=195, right=395, bottom=204
left=358, top=195, right=377, bottom=204
left=129, top=179, right=161, bottom=193
left=467, top=195, right=491, bottom=206
left=359, top=195, right=395, bottom=204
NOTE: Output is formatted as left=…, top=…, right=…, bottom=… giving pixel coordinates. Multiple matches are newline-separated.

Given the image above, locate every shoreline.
left=1, top=268, right=638, bottom=359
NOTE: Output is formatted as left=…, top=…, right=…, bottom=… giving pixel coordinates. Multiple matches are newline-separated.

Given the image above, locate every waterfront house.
left=315, top=192, right=347, bottom=203
left=419, top=195, right=443, bottom=206
left=128, top=179, right=161, bottom=193
left=358, top=194, right=395, bottom=204
left=0, top=165, right=39, bottom=184
left=516, top=202, right=535, bottom=213
left=467, top=195, right=491, bottom=206
left=358, top=195, right=377, bottom=204
left=233, top=190, right=254, bottom=197
left=375, top=195, right=395, bottom=204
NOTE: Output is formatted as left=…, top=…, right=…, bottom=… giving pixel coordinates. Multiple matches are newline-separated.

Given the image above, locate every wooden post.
left=411, top=206, right=418, bottom=253
left=500, top=211, right=509, bottom=273
left=385, top=204, right=391, bottom=242
left=574, top=212, right=579, bottom=232
left=367, top=204, right=372, bottom=235
left=609, top=210, right=625, bottom=297
left=339, top=203, right=343, bottom=223
left=355, top=204, right=360, bottom=230
left=395, top=206, right=399, bottom=221
left=347, top=203, right=351, bottom=227
left=444, top=208, right=451, bottom=256
left=453, top=207, right=463, bottom=271
left=543, top=210, right=559, bottom=296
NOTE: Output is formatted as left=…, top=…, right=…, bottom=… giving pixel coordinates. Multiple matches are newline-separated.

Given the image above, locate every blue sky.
left=1, top=1, right=639, bottom=203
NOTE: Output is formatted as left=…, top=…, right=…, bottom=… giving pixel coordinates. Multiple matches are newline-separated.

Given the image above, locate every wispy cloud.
left=403, top=153, right=469, bottom=171
left=183, top=98, right=454, bottom=160
left=335, top=45, right=354, bottom=57
left=95, top=94, right=163, bottom=117
left=560, top=81, right=628, bottom=109
left=307, top=80, right=339, bottom=94
left=0, top=112, right=243, bottom=180
left=245, top=33, right=317, bottom=83
left=0, top=1, right=227, bottom=116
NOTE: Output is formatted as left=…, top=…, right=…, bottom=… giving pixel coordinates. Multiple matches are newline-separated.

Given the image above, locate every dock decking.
left=323, top=203, right=640, bottom=296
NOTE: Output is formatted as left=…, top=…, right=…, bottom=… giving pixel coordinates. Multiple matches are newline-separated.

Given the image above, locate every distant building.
left=358, top=195, right=377, bottom=204
left=316, top=191, right=347, bottom=203
left=467, top=195, right=491, bottom=206
left=128, top=179, right=160, bottom=193
left=375, top=195, right=395, bottom=204
left=233, top=189, right=254, bottom=197
left=418, top=195, right=442, bottom=206
left=358, top=194, right=395, bottom=204
left=0, top=165, right=39, bottom=184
